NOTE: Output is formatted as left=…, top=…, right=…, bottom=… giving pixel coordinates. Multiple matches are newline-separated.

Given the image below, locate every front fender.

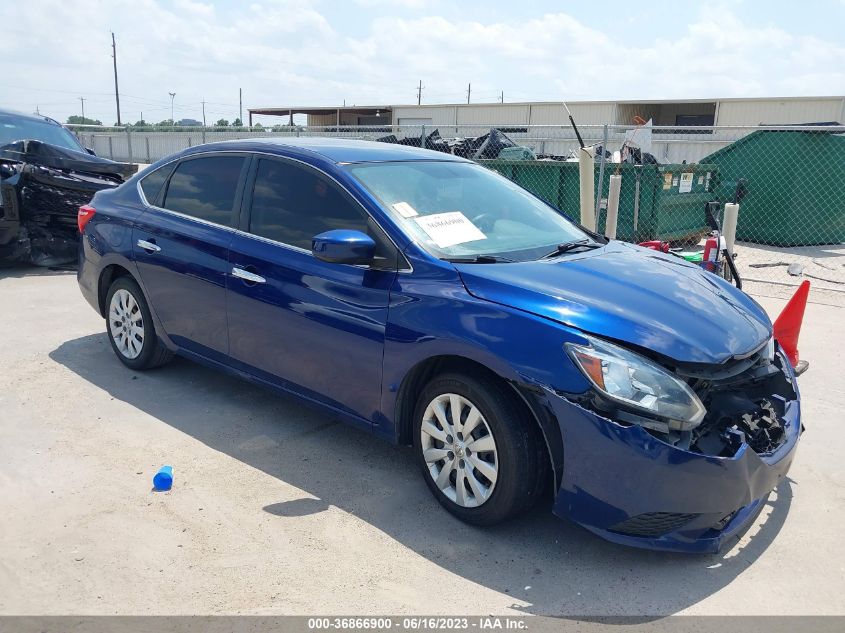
left=378, top=259, right=593, bottom=442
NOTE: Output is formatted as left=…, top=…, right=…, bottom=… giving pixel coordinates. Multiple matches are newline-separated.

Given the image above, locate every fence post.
left=595, top=124, right=608, bottom=221
left=420, top=124, right=425, bottom=149
left=126, top=127, right=133, bottom=163
left=108, top=136, right=114, bottom=160
left=202, top=128, right=206, bottom=144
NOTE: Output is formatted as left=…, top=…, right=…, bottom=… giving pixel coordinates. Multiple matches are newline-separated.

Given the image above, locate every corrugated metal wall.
left=715, top=98, right=845, bottom=125
left=391, top=98, right=844, bottom=129
left=391, top=102, right=618, bottom=126
left=394, top=106, right=458, bottom=127
left=529, top=102, right=616, bottom=125
left=307, top=112, right=367, bottom=126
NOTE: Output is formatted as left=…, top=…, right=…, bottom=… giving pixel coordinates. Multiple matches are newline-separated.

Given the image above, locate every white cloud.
left=354, top=0, right=430, bottom=8
left=0, top=1, right=841, bottom=124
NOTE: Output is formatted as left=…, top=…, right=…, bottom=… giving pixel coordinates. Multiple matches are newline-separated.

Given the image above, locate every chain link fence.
left=70, top=123, right=845, bottom=304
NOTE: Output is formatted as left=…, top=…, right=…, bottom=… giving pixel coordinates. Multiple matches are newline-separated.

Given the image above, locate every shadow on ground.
left=0, top=264, right=76, bottom=280
left=50, top=333, right=793, bottom=616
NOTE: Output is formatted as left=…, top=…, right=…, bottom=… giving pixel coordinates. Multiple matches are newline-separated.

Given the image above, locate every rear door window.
left=162, top=155, right=246, bottom=226
left=139, top=163, right=175, bottom=206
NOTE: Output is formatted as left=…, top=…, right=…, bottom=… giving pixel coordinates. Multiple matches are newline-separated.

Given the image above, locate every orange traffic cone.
left=773, top=280, right=810, bottom=375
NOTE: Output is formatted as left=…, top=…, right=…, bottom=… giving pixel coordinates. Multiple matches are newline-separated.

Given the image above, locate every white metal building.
left=249, top=96, right=845, bottom=129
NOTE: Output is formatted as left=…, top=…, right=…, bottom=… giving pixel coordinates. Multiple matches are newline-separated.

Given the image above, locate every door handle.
left=231, top=267, right=266, bottom=284
left=137, top=239, right=161, bottom=253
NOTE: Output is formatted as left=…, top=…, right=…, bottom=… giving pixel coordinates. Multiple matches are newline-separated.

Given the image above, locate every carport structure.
left=247, top=105, right=392, bottom=128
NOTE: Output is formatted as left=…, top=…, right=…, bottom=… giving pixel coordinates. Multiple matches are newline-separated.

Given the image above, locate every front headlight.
left=765, top=336, right=776, bottom=363
left=565, top=336, right=706, bottom=431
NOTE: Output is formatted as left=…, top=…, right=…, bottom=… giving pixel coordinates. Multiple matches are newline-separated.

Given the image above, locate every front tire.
left=413, top=372, right=545, bottom=526
left=105, top=276, right=173, bottom=370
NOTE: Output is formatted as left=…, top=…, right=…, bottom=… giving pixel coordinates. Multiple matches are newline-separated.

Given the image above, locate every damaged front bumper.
left=0, top=140, right=135, bottom=266
left=545, top=351, right=801, bottom=554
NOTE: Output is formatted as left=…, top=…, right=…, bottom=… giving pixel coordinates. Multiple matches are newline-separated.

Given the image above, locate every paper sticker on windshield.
left=392, top=201, right=418, bottom=218
left=414, top=212, right=486, bottom=249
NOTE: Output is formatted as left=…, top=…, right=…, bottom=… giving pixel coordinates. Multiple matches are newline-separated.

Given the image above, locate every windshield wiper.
left=443, top=254, right=516, bottom=264
left=540, top=239, right=601, bottom=260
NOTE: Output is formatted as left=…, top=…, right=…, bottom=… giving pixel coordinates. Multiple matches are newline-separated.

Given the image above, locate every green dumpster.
left=702, top=130, right=845, bottom=246
left=480, top=160, right=717, bottom=243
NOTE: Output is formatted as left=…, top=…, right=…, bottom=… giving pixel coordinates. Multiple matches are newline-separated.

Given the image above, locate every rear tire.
left=105, top=276, right=173, bottom=370
left=413, top=372, right=545, bottom=526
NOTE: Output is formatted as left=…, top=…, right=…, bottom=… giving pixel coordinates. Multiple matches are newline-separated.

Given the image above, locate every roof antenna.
left=563, top=101, right=585, bottom=149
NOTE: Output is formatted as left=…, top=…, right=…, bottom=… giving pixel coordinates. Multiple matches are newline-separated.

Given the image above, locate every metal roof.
left=248, top=105, right=392, bottom=116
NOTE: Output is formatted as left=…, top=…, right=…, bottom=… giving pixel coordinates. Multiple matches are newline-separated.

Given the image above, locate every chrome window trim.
left=136, top=149, right=412, bottom=272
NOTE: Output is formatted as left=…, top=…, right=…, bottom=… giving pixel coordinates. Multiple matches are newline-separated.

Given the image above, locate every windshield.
left=0, top=115, right=84, bottom=152
left=347, top=161, right=591, bottom=262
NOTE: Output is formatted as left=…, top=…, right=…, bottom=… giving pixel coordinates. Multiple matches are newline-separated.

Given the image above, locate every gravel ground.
left=1, top=267, right=843, bottom=616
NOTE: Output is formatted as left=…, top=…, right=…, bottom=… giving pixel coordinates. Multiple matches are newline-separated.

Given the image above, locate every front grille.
left=609, top=512, right=699, bottom=538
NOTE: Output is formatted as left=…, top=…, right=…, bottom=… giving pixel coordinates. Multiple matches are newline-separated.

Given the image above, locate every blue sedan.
left=77, top=138, right=801, bottom=553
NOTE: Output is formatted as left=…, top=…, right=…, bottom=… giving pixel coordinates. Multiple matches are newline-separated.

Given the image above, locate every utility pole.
left=417, top=80, right=423, bottom=105
left=80, top=97, right=86, bottom=122
left=111, top=32, right=121, bottom=125
left=201, top=100, right=206, bottom=127
left=467, top=83, right=471, bottom=104
left=500, top=90, right=504, bottom=103
left=169, top=92, right=176, bottom=126
left=239, top=88, right=243, bottom=126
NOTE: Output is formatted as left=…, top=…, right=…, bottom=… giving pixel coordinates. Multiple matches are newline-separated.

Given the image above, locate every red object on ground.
left=773, top=280, right=810, bottom=369
left=638, top=240, right=670, bottom=253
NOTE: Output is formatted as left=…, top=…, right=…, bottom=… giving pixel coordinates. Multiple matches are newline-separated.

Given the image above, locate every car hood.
left=455, top=241, right=772, bottom=365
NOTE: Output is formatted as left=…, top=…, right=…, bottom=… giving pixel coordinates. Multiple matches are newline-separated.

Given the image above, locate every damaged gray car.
left=0, top=108, right=137, bottom=266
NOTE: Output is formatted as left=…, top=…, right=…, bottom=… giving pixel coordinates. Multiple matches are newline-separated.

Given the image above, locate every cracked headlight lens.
left=566, top=336, right=706, bottom=430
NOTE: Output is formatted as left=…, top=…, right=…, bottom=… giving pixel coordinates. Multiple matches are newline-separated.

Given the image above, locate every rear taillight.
left=78, top=205, right=96, bottom=233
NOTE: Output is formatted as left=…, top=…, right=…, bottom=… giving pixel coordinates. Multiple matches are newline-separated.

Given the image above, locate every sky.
left=1, top=0, right=843, bottom=126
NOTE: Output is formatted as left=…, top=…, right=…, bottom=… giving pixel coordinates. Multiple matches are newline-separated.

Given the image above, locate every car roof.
left=0, top=107, right=64, bottom=126
left=185, top=136, right=470, bottom=164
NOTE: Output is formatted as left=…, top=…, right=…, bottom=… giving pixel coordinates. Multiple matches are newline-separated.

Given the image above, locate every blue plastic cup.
left=153, top=465, right=173, bottom=491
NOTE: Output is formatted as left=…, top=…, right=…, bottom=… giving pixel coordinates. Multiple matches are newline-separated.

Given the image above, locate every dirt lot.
left=1, top=267, right=843, bottom=616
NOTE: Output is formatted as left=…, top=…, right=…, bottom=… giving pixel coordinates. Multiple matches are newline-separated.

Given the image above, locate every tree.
left=132, top=120, right=147, bottom=127
left=66, top=115, right=102, bottom=125
left=232, top=118, right=242, bottom=127
left=156, top=119, right=174, bottom=127
left=215, top=118, right=229, bottom=127
left=253, top=122, right=263, bottom=129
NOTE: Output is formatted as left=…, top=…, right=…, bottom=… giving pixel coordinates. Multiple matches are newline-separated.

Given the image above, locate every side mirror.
left=311, top=229, right=375, bottom=265
left=85, top=147, right=96, bottom=156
